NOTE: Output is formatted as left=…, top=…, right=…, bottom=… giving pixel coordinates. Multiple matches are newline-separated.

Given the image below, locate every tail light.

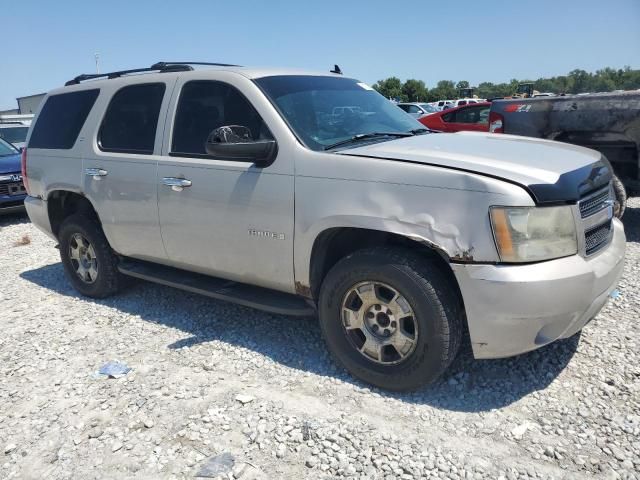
left=20, top=147, right=30, bottom=194
left=489, top=112, right=504, bottom=133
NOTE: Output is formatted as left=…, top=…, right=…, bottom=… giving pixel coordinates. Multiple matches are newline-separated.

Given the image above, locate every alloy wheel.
left=68, top=233, right=98, bottom=284
left=341, top=281, right=418, bottom=365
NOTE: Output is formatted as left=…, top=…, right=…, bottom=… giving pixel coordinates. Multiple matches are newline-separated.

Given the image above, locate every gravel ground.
left=1, top=202, right=639, bottom=480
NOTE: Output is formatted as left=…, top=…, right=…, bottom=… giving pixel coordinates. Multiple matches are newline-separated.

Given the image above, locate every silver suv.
left=22, top=62, right=625, bottom=390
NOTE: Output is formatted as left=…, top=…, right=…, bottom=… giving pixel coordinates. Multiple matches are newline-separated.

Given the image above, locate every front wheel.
left=318, top=248, right=463, bottom=391
left=58, top=214, right=121, bottom=298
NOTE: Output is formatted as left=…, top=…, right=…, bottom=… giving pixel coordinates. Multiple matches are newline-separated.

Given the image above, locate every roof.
left=226, top=66, right=348, bottom=80
left=438, top=101, right=491, bottom=114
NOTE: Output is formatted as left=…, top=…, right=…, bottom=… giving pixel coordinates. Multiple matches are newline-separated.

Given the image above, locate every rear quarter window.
left=98, top=83, right=166, bottom=155
left=28, top=89, right=99, bottom=149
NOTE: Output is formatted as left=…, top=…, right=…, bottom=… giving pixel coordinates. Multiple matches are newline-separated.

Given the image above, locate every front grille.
left=0, top=182, right=26, bottom=196
left=579, top=186, right=611, bottom=218
left=578, top=184, right=614, bottom=256
left=585, top=220, right=613, bottom=255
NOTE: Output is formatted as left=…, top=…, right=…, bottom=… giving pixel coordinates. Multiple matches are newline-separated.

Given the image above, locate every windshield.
left=419, top=103, right=437, bottom=113
left=0, top=126, right=29, bottom=145
left=0, top=137, right=19, bottom=156
left=255, top=76, right=423, bottom=151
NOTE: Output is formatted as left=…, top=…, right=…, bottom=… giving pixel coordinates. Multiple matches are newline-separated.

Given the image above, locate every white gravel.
left=0, top=202, right=639, bottom=480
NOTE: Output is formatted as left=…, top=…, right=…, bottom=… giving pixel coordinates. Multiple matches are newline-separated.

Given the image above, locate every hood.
left=0, top=153, right=21, bottom=175
left=341, top=131, right=612, bottom=203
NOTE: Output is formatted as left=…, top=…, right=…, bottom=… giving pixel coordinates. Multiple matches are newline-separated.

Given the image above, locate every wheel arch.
left=47, top=190, right=101, bottom=238
left=303, top=226, right=459, bottom=302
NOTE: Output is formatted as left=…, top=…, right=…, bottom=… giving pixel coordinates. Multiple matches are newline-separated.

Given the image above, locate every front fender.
left=292, top=152, right=536, bottom=290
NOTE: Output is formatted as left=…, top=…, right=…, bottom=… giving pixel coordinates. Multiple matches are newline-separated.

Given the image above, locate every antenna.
left=330, top=64, right=342, bottom=75
left=94, top=53, right=100, bottom=74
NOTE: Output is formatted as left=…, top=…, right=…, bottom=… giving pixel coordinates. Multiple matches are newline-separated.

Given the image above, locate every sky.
left=2, top=0, right=639, bottom=109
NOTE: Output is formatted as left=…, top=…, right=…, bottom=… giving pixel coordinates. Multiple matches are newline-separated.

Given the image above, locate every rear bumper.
left=452, top=219, right=625, bottom=359
left=24, top=195, right=56, bottom=240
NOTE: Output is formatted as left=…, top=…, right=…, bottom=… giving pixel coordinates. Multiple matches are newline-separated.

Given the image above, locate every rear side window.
left=99, top=83, right=165, bottom=154
left=29, top=89, right=99, bottom=149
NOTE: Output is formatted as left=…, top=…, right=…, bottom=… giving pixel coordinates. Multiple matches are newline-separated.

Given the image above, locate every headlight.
left=490, top=206, right=577, bottom=262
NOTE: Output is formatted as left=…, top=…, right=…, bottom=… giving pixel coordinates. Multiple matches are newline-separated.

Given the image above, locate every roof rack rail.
left=151, top=61, right=241, bottom=69
left=65, top=61, right=242, bottom=86
left=65, top=63, right=194, bottom=86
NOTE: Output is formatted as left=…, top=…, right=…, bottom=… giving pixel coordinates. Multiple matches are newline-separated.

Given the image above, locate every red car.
left=418, top=102, right=491, bottom=133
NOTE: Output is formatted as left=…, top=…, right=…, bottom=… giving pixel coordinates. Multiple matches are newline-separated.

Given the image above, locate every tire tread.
left=318, top=247, right=463, bottom=391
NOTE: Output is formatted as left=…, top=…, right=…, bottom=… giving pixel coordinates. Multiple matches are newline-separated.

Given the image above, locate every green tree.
left=372, top=77, right=405, bottom=101
left=568, top=69, right=591, bottom=93
left=371, top=67, right=640, bottom=104
left=477, top=82, right=497, bottom=99
left=619, top=66, right=640, bottom=90
left=430, top=80, right=457, bottom=101
left=534, top=77, right=556, bottom=94
left=553, top=75, right=572, bottom=94
left=402, top=79, right=428, bottom=102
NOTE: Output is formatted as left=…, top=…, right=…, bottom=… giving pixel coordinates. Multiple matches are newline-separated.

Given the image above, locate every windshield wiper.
left=409, top=128, right=430, bottom=135
left=324, top=132, right=413, bottom=151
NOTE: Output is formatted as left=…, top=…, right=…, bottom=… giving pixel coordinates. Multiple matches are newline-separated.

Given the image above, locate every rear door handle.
left=162, top=177, right=192, bottom=191
left=85, top=168, right=108, bottom=180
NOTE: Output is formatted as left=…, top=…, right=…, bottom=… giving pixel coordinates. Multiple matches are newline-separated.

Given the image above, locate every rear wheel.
left=318, top=248, right=463, bottom=391
left=58, top=214, right=120, bottom=298
left=612, top=175, right=626, bottom=219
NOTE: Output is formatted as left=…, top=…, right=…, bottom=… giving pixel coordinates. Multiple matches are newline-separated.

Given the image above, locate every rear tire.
left=58, top=214, right=120, bottom=298
left=612, top=175, right=626, bottom=219
left=318, top=248, right=463, bottom=391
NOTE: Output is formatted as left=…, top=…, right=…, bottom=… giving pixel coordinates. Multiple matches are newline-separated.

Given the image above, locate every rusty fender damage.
left=292, top=150, right=538, bottom=304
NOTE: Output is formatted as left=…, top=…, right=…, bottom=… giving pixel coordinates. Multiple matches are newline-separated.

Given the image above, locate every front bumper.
left=0, top=194, right=26, bottom=214
left=452, top=218, right=625, bottom=359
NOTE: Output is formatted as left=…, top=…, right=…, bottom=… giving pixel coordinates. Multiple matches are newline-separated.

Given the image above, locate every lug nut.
left=384, top=329, right=390, bottom=336
left=372, top=324, right=379, bottom=332
left=367, top=312, right=375, bottom=319
left=374, top=304, right=381, bottom=311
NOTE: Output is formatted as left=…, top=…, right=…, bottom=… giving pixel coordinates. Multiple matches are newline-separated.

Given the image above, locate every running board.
left=117, top=258, right=315, bottom=317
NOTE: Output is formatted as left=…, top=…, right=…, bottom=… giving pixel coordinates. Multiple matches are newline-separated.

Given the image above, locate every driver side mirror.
left=205, top=125, right=277, bottom=167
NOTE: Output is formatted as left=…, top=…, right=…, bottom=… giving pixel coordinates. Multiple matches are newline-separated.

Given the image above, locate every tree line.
left=371, top=66, right=640, bottom=102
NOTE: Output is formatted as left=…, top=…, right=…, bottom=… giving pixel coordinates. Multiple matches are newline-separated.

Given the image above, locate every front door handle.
left=85, top=168, right=108, bottom=180
left=162, top=177, right=192, bottom=192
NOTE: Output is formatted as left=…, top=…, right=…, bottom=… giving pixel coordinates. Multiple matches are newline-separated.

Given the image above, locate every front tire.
left=318, top=248, right=463, bottom=391
left=612, top=175, right=626, bottom=219
left=58, top=214, right=120, bottom=298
